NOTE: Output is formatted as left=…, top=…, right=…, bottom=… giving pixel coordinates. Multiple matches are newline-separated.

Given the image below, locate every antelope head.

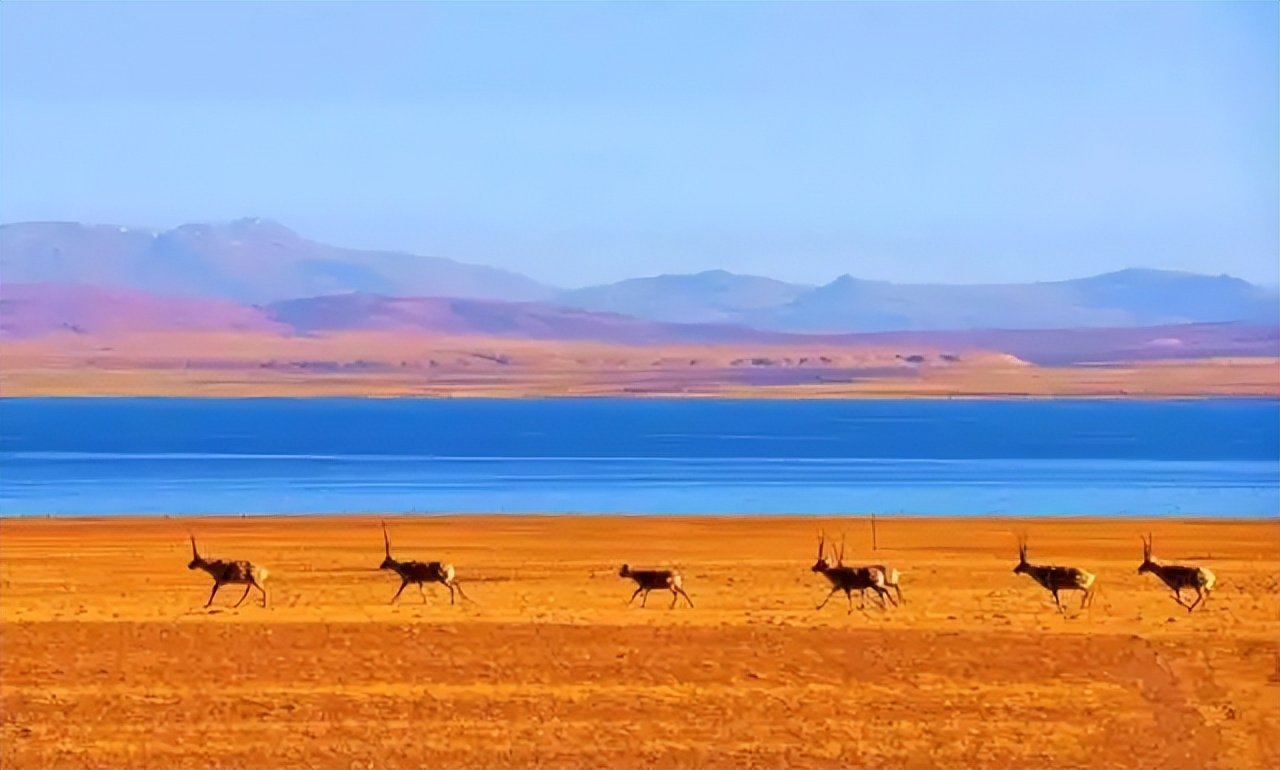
left=379, top=521, right=397, bottom=571
left=812, top=531, right=833, bottom=572
left=187, top=535, right=203, bottom=570
left=1138, top=533, right=1156, bottom=575
left=1012, top=535, right=1030, bottom=575
left=619, top=564, right=632, bottom=578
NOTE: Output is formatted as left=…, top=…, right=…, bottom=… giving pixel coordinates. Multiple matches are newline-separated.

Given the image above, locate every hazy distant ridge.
left=2, top=219, right=1276, bottom=333
left=749, top=269, right=1279, bottom=332
left=0, top=220, right=554, bottom=305
left=4, top=282, right=1276, bottom=366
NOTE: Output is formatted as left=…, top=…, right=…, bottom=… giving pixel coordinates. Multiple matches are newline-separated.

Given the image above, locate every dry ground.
left=1, top=515, right=1278, bottom=769
left=2, top=332, right=1276, bottom=397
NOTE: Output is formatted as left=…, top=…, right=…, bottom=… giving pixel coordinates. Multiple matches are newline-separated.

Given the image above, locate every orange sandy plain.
left=2, top=515, right=1278, bottom=769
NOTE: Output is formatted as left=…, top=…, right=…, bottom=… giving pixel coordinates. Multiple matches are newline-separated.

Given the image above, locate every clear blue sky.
left=1, top=1, right=1276, bottom=288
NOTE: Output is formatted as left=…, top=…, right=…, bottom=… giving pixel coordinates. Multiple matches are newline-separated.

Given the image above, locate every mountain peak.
left=0, top=219, right=554, bottom=305
left=163, top=218, right=302, bottom=243
left=1077, top=267, right=1255, bottom=289
left=224, top=217, right=297, bottom=236
left=822, top=274, right=886, bottom=289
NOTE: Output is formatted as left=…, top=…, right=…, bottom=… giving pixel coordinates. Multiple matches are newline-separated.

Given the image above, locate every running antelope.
left=838, top=533, right=906, bottom=607
left=1138, top=534, right=1215, bottom=613
left=619, top=565, right=693, bottom=609
left=812, top=532, right=894, bottom=613
left=187, top=535, right=270, bottom=609
left=379, top=521, right=469, bottom=605
left=1012, top=536, right=1096, bottom=612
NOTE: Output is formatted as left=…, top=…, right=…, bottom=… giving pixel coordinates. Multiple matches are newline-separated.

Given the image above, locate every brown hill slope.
left=0, top=283, right=286, bottom=337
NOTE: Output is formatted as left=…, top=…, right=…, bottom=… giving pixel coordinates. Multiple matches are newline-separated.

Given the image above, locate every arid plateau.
left=2, top=515, right=1277, bottom=769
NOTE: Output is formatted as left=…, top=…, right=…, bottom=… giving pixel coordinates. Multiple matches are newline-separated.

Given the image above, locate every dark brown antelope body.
left=187, top=536, right=269, bottom=608
left=1138, top=534, right=1215, bottom=612
left=379, top=521, right=467, bottom=605
left=811, top=532, right=893, bottom=613
left=849, top=527, right=905, bottom=606
left=1013, top=537, right=1095, bottom=612
left=619, top=565, right=693, bottom=609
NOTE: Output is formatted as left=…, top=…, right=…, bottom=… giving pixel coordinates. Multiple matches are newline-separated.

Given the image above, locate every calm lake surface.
left=0, top=398, right=1276, bottom=517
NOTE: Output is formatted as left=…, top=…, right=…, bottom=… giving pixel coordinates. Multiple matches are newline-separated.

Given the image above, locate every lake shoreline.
left=4, top=392, right=1280, bottom=401
left=2, top=346, right=1276, bottom=399
left=2, top=511, right=1277, bottom=522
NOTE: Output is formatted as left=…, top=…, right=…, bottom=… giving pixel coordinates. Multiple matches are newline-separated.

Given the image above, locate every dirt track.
left=2, top=516, right=1277, bottom=769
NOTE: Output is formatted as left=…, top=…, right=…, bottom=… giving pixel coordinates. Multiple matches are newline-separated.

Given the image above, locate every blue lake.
left=0, top=398, right=1276, bottom=517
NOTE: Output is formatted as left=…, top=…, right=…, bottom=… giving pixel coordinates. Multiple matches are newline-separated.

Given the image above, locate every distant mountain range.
left=4, top=282, right=1277, bottom=366
left=2, top=219, right=1277, bottom=333
left=0, top=219, right=553, bottom=305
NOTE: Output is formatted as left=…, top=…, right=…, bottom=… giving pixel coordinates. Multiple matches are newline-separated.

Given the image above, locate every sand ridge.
left=1, top=515, right=1278, bottom=768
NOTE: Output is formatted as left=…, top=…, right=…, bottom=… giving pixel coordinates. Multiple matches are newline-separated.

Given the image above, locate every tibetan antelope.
left=838, top=533, right=905, bottom=607
left=1013, top=536, right=1096, bottom=612
left=619, top=565, right=693, bottom=609
left=187, top=535, right=269, bottom=609
left=379, top=521, right=468, bottom=605
left=1138, top=534, right=1215, bottom=613
left=811, top=532, right=894, bottom=613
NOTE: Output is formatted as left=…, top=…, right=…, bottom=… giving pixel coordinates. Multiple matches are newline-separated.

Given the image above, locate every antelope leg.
left=640, top=590, right=650, bottom=608
left=390, top=580, right=409, bottom=605
left=669, top=589, right=679, bottom=610
left=677, top=587, right=694, bottom=608
left=627, top=587, right=643, bottom=606
left=417, top=583, right=428, bottom=604
left=446, top=582, right=456, bottom=606
left=453, top=582, right=472, bottom=605
left=1051, top=590, right=1063, bottom=612
left=254, top=580, right=269, bottom=608
left=817, top=587, right=840, bottom=610
left=205, top=582, right=222, bottom=608
left=233, top=584, right=253, bottom=608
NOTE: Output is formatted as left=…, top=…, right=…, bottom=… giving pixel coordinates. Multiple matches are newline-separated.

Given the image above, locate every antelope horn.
left=382, top=520, right=391, bottom=558
left=190, top=534, right=198, bottom=559
left=817, top=530, right=825, bottom=559
left=839, top=533, right=846, bottom=565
